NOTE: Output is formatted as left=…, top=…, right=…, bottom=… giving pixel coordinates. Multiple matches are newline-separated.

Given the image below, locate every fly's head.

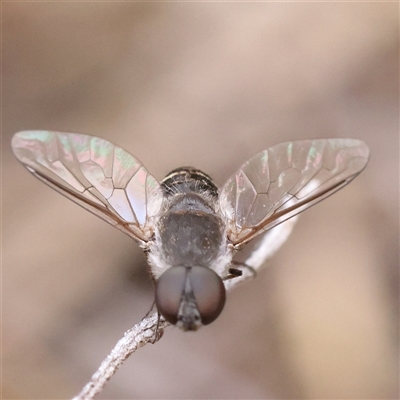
left=155, top=265, right=226, bottom=331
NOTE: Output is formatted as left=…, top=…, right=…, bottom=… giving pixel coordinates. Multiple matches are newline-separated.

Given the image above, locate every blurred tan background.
left=3, top=2, right=399, bottom=399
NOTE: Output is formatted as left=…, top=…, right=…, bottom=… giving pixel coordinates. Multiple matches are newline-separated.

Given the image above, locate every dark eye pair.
left=155, top=266, right=226, bottom=328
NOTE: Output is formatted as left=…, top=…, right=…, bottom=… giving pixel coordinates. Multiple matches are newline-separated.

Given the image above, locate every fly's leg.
left=141, top=301, right=164, bottom=343
left=152, top=312, right=164, bottom=343
left=142, top=299, right=156, bottom=320
left=224, top=267, right=242, bottom=281
left=231, top=260, right=257, bottom=277
left=224, top=261, right=257, bottom=281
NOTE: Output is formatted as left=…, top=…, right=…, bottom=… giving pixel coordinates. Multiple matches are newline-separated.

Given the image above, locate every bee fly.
left=11, top=131, right=369, bottom=331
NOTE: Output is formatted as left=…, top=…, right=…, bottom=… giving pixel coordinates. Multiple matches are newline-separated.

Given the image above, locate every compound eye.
left=189, top=266, right=226, bottom=325
left=155, top=266, right=187, bottom=325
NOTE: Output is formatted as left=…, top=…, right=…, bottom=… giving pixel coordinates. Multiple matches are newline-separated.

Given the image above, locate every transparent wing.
left=12, top=131, right=163, bottom=243
left=219, top=138, right=369, bottom=247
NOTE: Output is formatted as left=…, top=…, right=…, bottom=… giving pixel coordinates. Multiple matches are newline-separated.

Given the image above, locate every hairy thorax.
left=158, top=206, right=224, bottom=267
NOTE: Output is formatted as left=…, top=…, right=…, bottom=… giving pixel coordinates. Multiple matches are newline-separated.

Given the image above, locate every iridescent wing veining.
left=11, top=131, right=163, bottom=242
left=219, top=138, right=369, bottom=247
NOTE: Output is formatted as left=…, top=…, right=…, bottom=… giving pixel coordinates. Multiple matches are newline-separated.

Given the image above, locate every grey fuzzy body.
left=147, top=168, right=233, bottom=279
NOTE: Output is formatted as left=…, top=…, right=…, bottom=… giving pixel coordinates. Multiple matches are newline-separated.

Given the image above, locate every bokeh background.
left=3, top=2, right=399, bottom=399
